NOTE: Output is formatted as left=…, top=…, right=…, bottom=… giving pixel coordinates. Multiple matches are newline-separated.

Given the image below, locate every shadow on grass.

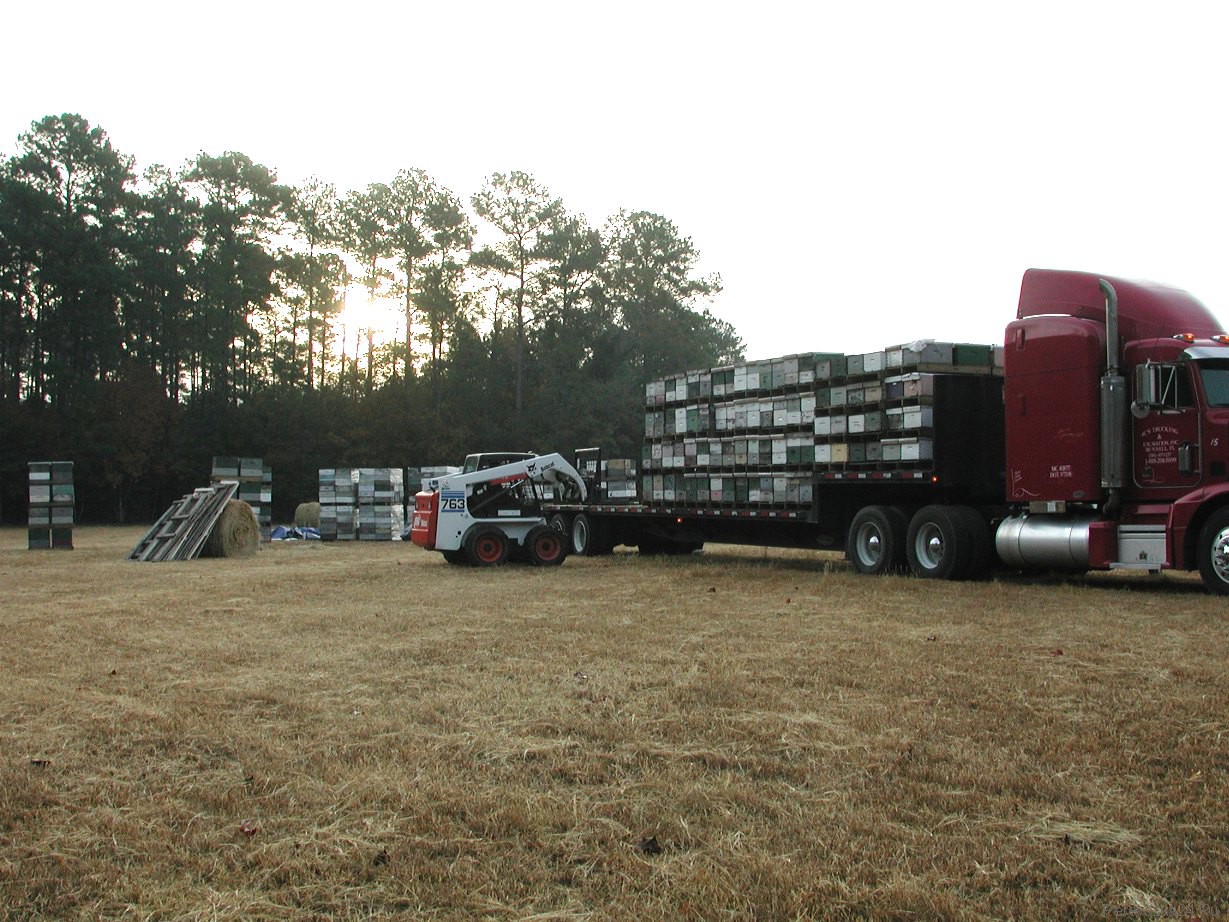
left=618, top=545, right=1212, bottom=596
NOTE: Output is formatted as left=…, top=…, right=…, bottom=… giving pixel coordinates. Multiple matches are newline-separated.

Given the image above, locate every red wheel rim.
left=535, top=533, right=562, bottom=561
left=476, top=535, right=503, bottom=562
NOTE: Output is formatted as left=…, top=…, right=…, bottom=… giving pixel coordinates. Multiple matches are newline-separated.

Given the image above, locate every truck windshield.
left=1197, top=360, right=1229, bottom=407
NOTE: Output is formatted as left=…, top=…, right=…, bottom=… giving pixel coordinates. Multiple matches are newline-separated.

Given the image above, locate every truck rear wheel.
left=847, top=505, right=908, bottom=575
left=1197, top=507, right=1229, bottom=595
left=464, top=526, right=509, bottom=567
left=526, top=524, right=568, bottom=566
left=906, top=505, right=973, bottom=580
left=956, top=506, right=995, bottom=579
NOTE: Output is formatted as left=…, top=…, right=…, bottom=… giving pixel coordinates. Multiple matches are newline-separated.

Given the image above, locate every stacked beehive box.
left=319, top=468, right=359, bottom=540
left=211, top=457, right=272, bottom=539
left=577, top=456, right=639, bottom=502
left=357, top=468, right=405, bottom=540
left=641, top=343, right=1002, bottom=508
left=28, top=461, right=74, bottom=549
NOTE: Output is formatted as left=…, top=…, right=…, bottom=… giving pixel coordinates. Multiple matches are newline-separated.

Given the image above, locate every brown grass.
left=2, top=528, right=1228, bottom=920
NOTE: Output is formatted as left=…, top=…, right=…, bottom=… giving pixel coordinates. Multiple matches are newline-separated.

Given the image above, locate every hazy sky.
left=3, top=1, right=1226, bottom=360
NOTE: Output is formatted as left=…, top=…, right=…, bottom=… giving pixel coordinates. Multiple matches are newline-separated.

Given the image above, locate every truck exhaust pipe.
left=1099, top=279, right=1127, bottom=516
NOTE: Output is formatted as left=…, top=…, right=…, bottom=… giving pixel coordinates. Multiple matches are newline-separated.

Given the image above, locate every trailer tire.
left=549, top=513, right=570, bottom=535
left=847, top=505, right=908, bottom=575
left=1196, top=507, right=1229, bottom=595
left=526, top=524, right=568, bottom=566
left=571, top=513, right=613, bottom=556
left=906, top=505, right=973, bottom=580
left=464, top=526, right=509, bottom=567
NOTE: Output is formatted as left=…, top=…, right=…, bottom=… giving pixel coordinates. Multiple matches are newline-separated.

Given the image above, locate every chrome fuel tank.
left=995, top=515, right=1099, bottom=571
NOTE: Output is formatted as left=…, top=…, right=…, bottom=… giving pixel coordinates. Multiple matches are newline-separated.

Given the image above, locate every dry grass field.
left=2, top=527, right=1228, bottom=921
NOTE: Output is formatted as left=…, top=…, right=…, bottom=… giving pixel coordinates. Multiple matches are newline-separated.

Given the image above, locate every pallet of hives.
left=318, top=467, right=358, bottom=541
left=357, top=468, right=405, bottom=540
left=29, top=461, right=74, bottom=550
left=211, top=457, right=272, bottom=540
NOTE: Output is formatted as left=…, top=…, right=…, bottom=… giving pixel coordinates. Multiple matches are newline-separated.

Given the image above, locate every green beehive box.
left=816, top=356, right=848, bottom=380
left=953, top=343, right=994, bottom=368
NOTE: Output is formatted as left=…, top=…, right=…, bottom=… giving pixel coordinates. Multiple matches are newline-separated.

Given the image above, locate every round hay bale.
left=294, top=501, right=321, bottom=528
left=205, top=500, right=261, bottom=558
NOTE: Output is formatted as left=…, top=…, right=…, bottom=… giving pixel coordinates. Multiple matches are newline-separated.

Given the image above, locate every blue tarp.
left=270, top=526, right=321, bottom=541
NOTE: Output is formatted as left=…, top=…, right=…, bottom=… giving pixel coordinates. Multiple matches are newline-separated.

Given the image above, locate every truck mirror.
left=1133, top=363, right=1160, bottom=416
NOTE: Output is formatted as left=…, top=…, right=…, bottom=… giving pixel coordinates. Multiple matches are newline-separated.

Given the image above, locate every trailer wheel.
left=570, top=513, right=613, bottom=556
left=1196, top=507, right=1229, bottom=595
left=464, top=526, right=509, bottom=567
left=906, top=505, right=973, bottom=580
left=847, top=505, right=908, bottom=575
left=526, top=524, right=568, bottom=566
left=549, top=513, right=570, bottom=535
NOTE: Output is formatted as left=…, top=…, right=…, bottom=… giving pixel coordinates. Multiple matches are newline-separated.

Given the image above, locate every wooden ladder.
left=129, top=482, right=239, bottom=561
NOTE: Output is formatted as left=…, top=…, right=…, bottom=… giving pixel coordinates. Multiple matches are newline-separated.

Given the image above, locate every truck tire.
left=549, top=513, right=570, bottom=535
left=906, top=505, right=973, bottom=580
left=464, top=526, right=509, bottom=567
left=1197, top=507, right=1229, bottom=595
left=571, top=513, right=613, bottom=556
left=847, top=505, right=908, bottom=575
left=526, top=524, right=568, bottom=566
left=956, top=506, right=995, bottom=579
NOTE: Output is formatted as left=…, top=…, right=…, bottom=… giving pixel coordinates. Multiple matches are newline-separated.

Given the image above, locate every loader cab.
left=467, top=476, right=543, bottom=520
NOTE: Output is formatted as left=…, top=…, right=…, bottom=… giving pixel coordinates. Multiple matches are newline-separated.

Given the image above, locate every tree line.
left=0, top=114, right=743, bottom=524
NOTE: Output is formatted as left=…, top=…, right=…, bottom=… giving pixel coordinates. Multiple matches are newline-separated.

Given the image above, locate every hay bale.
left=294, top=501, right=321, bottom=528
left=204, top=500, right=260, bottom=558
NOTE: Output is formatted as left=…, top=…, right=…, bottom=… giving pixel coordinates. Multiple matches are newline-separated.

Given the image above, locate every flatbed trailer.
left=544, top=371, right=1006, bottom=574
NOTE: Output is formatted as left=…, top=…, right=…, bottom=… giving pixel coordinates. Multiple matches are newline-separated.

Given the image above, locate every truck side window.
left=1198, top=361, right=1229, bottom=407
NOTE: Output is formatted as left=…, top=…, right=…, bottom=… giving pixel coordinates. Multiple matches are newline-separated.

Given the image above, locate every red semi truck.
left=416, top=269, right=1229, bottom=594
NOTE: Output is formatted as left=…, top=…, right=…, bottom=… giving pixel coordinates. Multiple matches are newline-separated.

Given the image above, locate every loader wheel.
left=847, top=505, right=908, bottom=575
left=1197, top=507, right=1229, bottom=595
left=906, top=505, right=973, bottom=580
left=464, top=526, right=509, bottom=567
left=526, top=524, right=568, bottom=566
left=441, top=549, right=468, bottom=566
